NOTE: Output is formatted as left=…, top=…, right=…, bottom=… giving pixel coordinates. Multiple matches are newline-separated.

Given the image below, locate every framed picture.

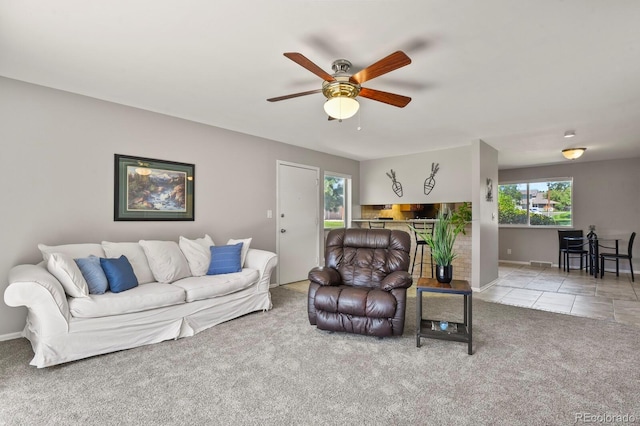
left=114, top=154, right=195, bottom=221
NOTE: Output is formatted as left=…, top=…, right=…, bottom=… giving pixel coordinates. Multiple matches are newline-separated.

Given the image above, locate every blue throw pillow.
left=75, top=255, right=109, bottom=294
left=207, top=243, right=243, bottom=275
left=100, top=255, right=139, bottom=293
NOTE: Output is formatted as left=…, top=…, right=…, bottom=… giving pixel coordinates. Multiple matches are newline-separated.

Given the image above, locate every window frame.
left=323, top=171, right=351, bottom=230
left=498, top=177, right=574, bottom=228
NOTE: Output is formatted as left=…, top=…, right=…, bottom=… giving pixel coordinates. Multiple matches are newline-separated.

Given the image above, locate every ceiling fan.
left=267, top=51, right=412, bottom=120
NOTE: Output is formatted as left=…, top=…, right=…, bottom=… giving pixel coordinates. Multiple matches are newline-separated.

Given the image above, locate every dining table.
left=564, top=235, right=620, bottom=277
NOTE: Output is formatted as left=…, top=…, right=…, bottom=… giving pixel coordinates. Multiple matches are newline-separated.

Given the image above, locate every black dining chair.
left=600, top=232, right=635, bottom=282
left=558, top=230, right=589, bottom=272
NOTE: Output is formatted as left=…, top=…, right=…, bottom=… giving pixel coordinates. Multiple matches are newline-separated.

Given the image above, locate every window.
left=498, top=178, right=573, bottom=227
left=324, top=173, right=350, bottom=229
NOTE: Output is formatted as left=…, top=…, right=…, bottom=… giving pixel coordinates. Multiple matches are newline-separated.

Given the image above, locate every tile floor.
left=476, top=262, right=640, bottom=328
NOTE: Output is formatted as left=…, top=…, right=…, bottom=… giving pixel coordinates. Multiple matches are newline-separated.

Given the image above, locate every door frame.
left=276, top=160, right=320, bottom=285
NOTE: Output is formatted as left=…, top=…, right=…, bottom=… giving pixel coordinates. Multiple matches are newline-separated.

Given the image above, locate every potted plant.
left=410, top=202, right=471, bottom=283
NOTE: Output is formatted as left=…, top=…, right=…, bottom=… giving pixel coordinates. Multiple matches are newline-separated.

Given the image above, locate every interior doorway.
left=277, top=161, right=320, bottom=285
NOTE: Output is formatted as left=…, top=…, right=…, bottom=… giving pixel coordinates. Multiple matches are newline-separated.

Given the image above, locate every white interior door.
left=277, top=162, right=319, bottom=284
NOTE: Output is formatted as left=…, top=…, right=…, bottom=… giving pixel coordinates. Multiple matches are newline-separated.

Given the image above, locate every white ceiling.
left=2, top=1, right=640, bottom=169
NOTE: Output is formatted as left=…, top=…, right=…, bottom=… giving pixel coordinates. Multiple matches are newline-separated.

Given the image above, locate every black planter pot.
left=435, top=265, right=453, bottom=284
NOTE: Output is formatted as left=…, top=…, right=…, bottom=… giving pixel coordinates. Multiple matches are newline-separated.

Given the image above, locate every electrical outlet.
left=507, top=249, right=512, bottom=255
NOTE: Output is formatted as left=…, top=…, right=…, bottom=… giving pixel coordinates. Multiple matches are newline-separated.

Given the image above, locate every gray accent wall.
left=471, top=140, right=499, bottom=289
left=0, top=77, right=359, bottom=336
left=499, top=158, right=640, bottom=268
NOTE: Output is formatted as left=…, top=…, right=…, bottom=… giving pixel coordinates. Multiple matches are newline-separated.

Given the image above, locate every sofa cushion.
left=139, top=240, right=192, bottom=283
left=179, top=234, right=215, bottom=276
left=172, top=269, right=259, bottom=302
left=227, top=238, right=252, bottom=267
left=100, top=256, right=139, bottom=293
left=68, top=283, right=186, bottom=318
left=207, top=243, right=243, bottom=275
left=75, top=255, right=109, bottom=294
left=38, top=243, right=105, bottom=263
left=46, top=253, right=90, bottom=298
left=102, top=241, right=155, bottom=284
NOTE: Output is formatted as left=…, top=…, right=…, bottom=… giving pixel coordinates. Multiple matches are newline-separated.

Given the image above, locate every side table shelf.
left=416, top=278, right=473, bottom=355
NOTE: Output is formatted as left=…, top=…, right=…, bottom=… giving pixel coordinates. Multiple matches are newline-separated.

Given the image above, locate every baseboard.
left=0, top=331, right=23, bottom=342
left=498, top=259, right=530, bottom=266
left=530, top=260, right=553, bottom=268
left=499, top=259, right=637, bottom=276
left=475, top=277, right=500, bottom=292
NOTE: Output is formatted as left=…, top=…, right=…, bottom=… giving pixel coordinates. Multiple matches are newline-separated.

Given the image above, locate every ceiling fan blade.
left=358, top=87, right=412, bottom=108
left=267, top=89, right=323, bottom=102
left=350, top=51, right=411, bottom=84
left=283, top=52, right=336, bottom=82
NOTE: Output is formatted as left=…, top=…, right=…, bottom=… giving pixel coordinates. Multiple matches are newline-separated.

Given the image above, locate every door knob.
left=280, top=229, right=286, bottom=233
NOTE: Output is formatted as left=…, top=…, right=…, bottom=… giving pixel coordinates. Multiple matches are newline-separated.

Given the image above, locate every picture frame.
left=114, top=154, right=195, bottom=221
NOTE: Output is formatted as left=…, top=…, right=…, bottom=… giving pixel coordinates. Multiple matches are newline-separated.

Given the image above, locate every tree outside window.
left=324, top=175, right=345, bottom=228
left=498, top=179, right=572, bottom=227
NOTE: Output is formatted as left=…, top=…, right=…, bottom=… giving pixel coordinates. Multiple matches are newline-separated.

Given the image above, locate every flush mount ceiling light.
left=562, top=148, right=586, bottom=160
left=564, top=130, right=576, bottom=138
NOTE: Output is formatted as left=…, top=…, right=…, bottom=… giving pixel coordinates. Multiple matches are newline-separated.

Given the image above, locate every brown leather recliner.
left=308, top=228, right=413, bottom=337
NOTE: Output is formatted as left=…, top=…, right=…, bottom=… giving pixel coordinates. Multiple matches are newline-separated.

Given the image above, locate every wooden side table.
left=416, top=277, right=473, bottom=355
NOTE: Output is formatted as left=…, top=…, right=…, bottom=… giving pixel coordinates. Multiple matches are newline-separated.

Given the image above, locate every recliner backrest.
left=325, top=228, right=410, bottom=288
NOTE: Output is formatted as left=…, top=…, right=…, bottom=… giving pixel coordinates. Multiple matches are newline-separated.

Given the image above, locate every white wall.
left=0, top=77, right=359, bottom=336
left=359, top=146, right=471, bottom=204
left=471, top=140, right=499, bottom=289
left=499, top=158, right=640, bottom=267
left=360, top=141, right=499, bottom=289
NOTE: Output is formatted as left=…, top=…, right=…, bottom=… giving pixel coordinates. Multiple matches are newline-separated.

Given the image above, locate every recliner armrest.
left=381, top=271, right=413, bottom=291
left=308, top=267, right=341, bottom=286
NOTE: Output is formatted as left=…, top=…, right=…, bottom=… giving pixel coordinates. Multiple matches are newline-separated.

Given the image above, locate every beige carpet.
left=1, top=286, right=639, bottom=425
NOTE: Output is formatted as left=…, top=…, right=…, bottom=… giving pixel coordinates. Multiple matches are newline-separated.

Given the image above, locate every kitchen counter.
left=352, top=219, right=437, bottom=223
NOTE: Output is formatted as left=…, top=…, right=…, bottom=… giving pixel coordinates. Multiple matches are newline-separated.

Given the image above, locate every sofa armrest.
left=308, top=267, right=341, bottom=286
left=5, top=264, right=70, bottom=336
left=381, top=271, right=413, bottom=291
left=244, top=248, right=278, bottom=290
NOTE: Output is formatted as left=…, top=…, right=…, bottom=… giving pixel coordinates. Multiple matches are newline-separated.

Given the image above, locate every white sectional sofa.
left=4, top=237, right=277, bottom=368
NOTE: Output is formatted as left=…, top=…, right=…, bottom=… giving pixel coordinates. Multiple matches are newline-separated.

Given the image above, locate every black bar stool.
left=410, top=222, right=434, bottom=277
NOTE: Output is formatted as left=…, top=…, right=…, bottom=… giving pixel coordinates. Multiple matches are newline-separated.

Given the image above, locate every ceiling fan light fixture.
left=562, top=147, right=586, bottom=160
left=324, top=96, right=360, bottom=120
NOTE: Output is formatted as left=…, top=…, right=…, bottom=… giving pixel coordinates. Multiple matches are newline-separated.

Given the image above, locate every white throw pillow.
left=227, top=238, right=252, bottom=267
left=139, top=240, right=192, bottom=283
left=38, top=243, right=105, bottom=263
left=101, top=241, right=155, bottom=284
left=179, top=234, right=215, bottom=277
left=46, top=253, right=89, bottom=298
